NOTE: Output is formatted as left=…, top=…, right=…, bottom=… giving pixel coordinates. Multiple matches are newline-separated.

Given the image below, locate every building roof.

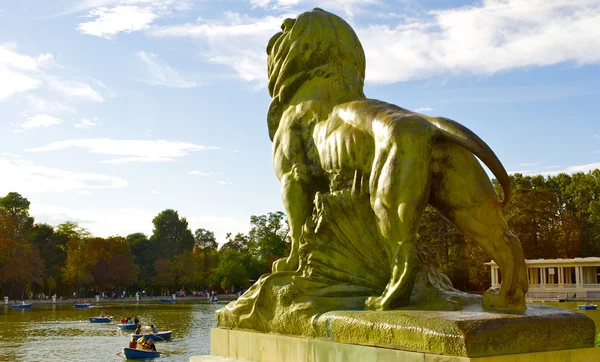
left=485, top=257, right=600, bottom=267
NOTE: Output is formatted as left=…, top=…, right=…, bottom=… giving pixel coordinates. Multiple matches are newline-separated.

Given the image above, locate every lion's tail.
left=429, top=117, right=512, bottom=208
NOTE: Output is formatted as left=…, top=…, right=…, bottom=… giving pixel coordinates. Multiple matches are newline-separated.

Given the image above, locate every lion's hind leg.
left=430, top=142, right=527, bottom=311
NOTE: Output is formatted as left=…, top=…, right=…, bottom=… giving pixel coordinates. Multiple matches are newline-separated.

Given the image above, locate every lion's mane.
left=266, top=8, right=367, bottom=140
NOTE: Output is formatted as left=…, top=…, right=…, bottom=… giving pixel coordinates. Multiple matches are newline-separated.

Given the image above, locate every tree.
left=221, top=233, right=249, bottom=252
left=0, top=210, right=44, bottom=299
left=88, top=237, right=140, bottom=292
left=153, top=258, right=175, bottom=295
left=62, top=236, right=94, bottom=297
left=150, top=209, right=195, bottom=260
left=31, top=223, right=67, bottom=295
left=248, top=212, right=289, bottom=266
left=212, top=249, right=249, bottom=290
left=194, top=228, right=218, bottom=250
left=0, top=192, right=34, bottom=238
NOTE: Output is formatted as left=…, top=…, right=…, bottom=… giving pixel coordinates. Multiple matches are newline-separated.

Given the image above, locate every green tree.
left=194, top=228, right=218, bottom=250
left=61, top=228, right=94, bottom=297
left=212, top=249, right=249, bottom=290
left=30, top=223, right=68, bottom=295
left=248, top=212, right=289, bottom=267
left=0, top=192, right=34, bottom=240
left=221, top=233, right=249, bottom=252
left=150, top=209, right=195, bottom=260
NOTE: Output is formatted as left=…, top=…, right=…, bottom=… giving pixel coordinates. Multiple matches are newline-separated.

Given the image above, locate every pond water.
left=1, top=300, right=599, bottom=361
left=0, top=300, right=219, bottom=361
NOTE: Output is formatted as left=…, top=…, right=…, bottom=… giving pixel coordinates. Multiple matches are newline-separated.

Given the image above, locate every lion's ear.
left=267, top=96, right=284, bottom=141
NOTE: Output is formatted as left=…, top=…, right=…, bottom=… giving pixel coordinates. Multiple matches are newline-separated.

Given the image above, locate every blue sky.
left=1, top=0, right=599, bottom=243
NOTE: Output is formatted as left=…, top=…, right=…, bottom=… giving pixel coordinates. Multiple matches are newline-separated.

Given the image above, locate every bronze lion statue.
left=267, top=8, right=528, bottom=311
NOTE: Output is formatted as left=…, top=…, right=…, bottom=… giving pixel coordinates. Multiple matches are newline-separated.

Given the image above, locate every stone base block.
left=198, top=328, right=600, bottom=362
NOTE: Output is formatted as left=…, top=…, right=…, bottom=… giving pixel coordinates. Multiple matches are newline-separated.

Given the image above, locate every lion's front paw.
left=482, top=288, right=525, bottom=312
left=364, top=296, right=386, bottom=311
left=272, top=255, right=299, bottom=273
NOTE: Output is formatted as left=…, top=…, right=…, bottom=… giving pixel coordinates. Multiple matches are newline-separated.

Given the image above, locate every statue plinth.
left=197, top=315, right=598, bottom=361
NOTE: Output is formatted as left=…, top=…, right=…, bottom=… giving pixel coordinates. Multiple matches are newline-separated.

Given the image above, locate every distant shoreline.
left=3, top=294, right=239, bottom=305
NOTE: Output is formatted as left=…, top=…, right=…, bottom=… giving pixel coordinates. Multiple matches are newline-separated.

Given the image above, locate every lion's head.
left=266, top=8, right=366, bottom=140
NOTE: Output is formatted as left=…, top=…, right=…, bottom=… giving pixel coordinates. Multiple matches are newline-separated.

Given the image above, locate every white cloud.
left=74, top=118, right=99, bottom=128
left=136, top=51, right=197, bottom=88
left=25, top=95, right=77, bottom=114
left=0, top=44, right=45, bottom=101
left=519, top=162, right=539, bottom=167
left=149, top=189, right=158, bottom=194
left=26, top=138, right=221, bottom=164
left=188, top=171, right=214, bottom=176
left=155, top=2, right=600, bottom=85
left=249, top=0, right=380, bottom=16
left=149, top=12, right=288, bottom=84
left=594, top=134, right=600, bottom=140
left=76, top=0, right=191, bottom=38
left=414, top=107, right=433, bottom=112
left=217, top=181, right=233, bottom=185
left=20, top=114, right=64, bottom=130
left=77, top=5, right=157, bottom=38
left=0, top=44, right=107, bottom=104
left=358, top=0, right=600, bottom=83
left=1, top=153, right=20, bottom=158
left=510, top=162, right=600, bottom=176
left=29, top=204, right=155, bottom=236
left=0, top=158, right=127, bottom=194
left=29, top=203, right=248, bottom=244
left=46, top=77, right=105, bottom=102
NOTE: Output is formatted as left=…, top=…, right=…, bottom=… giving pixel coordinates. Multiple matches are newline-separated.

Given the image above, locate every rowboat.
left=74, top=303, right=91, bottom=308
left=89, top=316, right=113, bottom=323
left=130, top=330, right=173, bottom=341
left=11, top=303, right=32, bottom=309
left=578, top=304, right=597, bottom=310
left=122, top=347, right=159, bottom=359
left=160, top=298, right=175, bottom=303
left=116, top=323, right=138, bottom=330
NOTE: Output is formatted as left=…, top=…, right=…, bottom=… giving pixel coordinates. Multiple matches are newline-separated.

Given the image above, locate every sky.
left=0, top=0, right=599, bottom=244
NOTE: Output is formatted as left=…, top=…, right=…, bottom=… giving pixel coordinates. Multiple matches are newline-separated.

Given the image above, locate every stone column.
left=558, top=267, right=563, bottom=284
left=541, top=268, right=546, bottom=284
left=490, top=266, right=496, bottom=286
left=575, top=266, right=581, bottom=285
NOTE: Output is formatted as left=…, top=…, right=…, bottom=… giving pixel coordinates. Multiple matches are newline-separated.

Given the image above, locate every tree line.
left=1, top=169, right=598, bottom=299
left=418, top=169, right=600, bottom=291
left=0, top=191, right=289, bottom=299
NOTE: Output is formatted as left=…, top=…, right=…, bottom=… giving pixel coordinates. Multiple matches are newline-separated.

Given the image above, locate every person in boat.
left=120, top=317, right=127, bottom=324
left=127, top=316, right=134, bottom=324
left=134, top=315, right=139, bottom=324
left=134, top=324, right=142, bottom=334
left=144, top=339, right=157, bottom=352
left=100, top=311, right=105, bottom=317
left=586, top=301, right=592, bottom=306
left=129, top=336, right=137, bottom=349
left=151, top=324, right=158, bottom=334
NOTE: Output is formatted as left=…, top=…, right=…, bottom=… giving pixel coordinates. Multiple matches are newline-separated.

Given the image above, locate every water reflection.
left=0, top=300, right=219, bottom=361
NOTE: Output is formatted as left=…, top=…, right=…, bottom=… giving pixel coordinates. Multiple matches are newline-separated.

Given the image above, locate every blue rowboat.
left=89, top=316, right=112, bottom=323
left=578, top=304, right=597, bottom=310
left=11, top=303, right=32, bottom=309
left=117, top=323, right=138, bottom=330
left=130, top=330, right=172, bottom=341
left=122, top=347, right=159, bottom=359
left=160, top=298, right=175, bottom=303
left=74, top=303, right=91, bottom=308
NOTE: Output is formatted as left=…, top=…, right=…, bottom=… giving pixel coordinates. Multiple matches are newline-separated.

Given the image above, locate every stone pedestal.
left=194, top=328, right=600, bottom=362
left=194, top=304, right=599, bottom=362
